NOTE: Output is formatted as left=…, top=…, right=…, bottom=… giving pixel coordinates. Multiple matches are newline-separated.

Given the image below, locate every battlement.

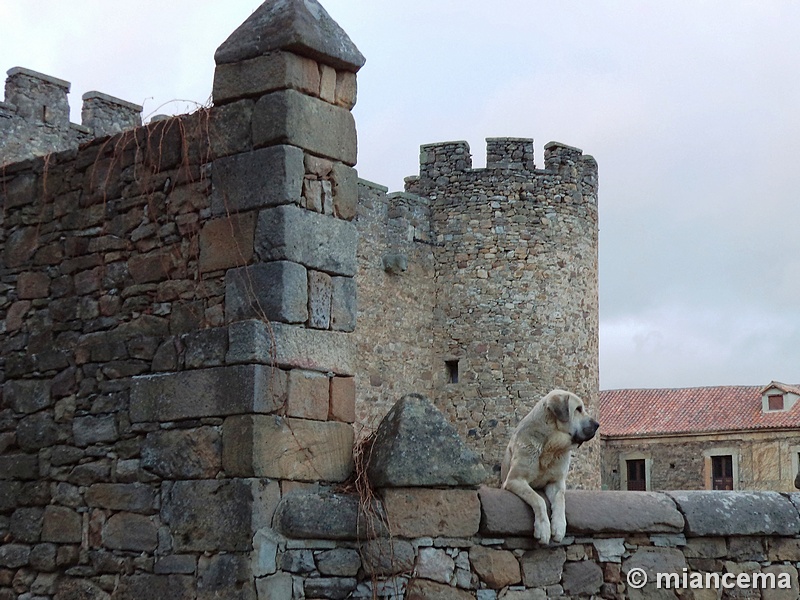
left=410, top=137, right=598, bottom=198
left=0, top=66, right=142, bottom=165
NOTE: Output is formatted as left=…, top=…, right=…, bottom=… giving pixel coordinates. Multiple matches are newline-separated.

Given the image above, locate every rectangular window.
left=626, top=459, right=647, bottom=491
left=711, top=455, right=734, bottom=490
left=446, top=360, right=459, bottom=384
left=768, top=394, right=784, bottom=411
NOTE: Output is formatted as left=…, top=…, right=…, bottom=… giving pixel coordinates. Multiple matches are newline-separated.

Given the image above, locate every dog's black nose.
left=574, top=419, right=600, bottom=444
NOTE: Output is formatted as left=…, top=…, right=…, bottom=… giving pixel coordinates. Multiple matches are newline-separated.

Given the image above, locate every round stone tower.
left=405, top=137, right=600, bottom=488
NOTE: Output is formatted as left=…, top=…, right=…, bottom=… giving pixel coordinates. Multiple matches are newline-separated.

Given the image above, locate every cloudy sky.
left=3, top=1, right=800, bottom=391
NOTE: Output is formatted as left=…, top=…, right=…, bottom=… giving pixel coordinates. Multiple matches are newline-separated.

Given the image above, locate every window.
left=768, top=394, right=784, bottom=411
left=711, top=455, right=734, bottom=490
left=446, top=360, right=459, bottom=384
left=626, top=459, right=647, bottom=491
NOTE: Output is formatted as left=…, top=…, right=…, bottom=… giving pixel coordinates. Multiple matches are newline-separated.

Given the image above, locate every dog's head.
left=545, top=389, right=600, bottom=445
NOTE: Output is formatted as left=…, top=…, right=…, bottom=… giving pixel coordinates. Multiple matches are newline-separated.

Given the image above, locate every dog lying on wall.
left=501, top=389, right=599, bottom=544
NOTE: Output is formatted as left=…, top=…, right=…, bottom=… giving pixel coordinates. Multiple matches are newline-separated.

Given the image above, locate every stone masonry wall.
left=0, top=1, right=365, bottom=598
left=603, top=433, right=800, bottom=492
left=269, top=487, right=800, bottom=599
left=405, top=138, right=600, bottom=487
left=353, top=179, right=436, bottom=430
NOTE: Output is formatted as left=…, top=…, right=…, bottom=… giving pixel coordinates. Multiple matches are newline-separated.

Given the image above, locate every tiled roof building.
left=599, top=382, right=800, bottom=491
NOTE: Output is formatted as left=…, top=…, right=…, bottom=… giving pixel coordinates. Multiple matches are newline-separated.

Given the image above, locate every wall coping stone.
left=277, top=489, right=800, bottom=541
left=667, top=490, right=800, bottom=536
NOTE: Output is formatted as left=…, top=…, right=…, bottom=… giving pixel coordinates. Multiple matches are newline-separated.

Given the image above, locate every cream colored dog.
left=501, top=389, right=599, bottom=544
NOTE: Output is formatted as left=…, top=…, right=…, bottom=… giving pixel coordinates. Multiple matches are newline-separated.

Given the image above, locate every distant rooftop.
left=600, top=381, right=800, bottom=437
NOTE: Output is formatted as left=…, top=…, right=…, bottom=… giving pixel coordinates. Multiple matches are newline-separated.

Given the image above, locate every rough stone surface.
left=567, top=490, right=685, bottom=533
left=223, top=414, right=353, bottom=481
left=469, top=546, right=521, bottom=589
left=286, top=368, right=329, bottom=420
left=274, top=491, right=386, bottom=540
left=41, top=506, right=81, bottom=543
left=316, top=549, right=361, bottom=576
left=101, top=512, right=158, bottom=552
left=225, top=260, right=308, bottom=324
left=213, top=51, right=320, bottom=104
left=85, top=483, right=156, bottom=513
left=520, top=548, right=566, bottom=587
left=198, top=212, right=256, bottom=272
left=478, top=486, right=536, bottom=535
left=406, top=579, right=473, bottom=600
left=561, top=560, right=604, bottom=596
left=130, top=364, right=285, bottom=422
left=109, top=574, right=195, bottom=600
left=161, top=479, right=254, bottom=552
left=253, top=88, right=358, bottom=164
left=360, top=539, right=415, bottom=576
left=141, top=427, right=222, bottom=479
left=669, top=491, right=800, bottom=536
left=367, top=393, right=487, bottom=487
left=214, top=0, right=366, bottom=70
left=226, top=319, right=355, bottom=375
left=415, top=547, right=455, bottom=584
left=255, top=203, right=358, bottom=276
left=211, top=145, right=304, bottom=214
left=382, top=488, right=480, bottom=538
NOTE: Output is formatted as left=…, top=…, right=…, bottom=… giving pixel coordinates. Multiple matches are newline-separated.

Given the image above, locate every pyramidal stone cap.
left=215, top=0, right=365, bottom=72
left=367, top=393, right=488, bottom=487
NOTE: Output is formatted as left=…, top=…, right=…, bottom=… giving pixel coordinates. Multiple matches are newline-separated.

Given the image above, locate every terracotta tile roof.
left=599, top=383, right=800, bottom=437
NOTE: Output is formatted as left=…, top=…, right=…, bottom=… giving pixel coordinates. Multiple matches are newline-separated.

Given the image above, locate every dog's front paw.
left=534, top=517, right=552, bottom=545
left=551, top=518, right=566, bottom=543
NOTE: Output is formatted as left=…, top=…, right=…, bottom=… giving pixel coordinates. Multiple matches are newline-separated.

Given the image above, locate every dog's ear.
left=547, top=392, right=572, bottom=423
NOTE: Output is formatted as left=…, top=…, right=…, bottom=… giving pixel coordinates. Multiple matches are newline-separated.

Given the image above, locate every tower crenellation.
left=0, top=67, right=142, bottom=166
left=486, top=136, right=535, bottom=170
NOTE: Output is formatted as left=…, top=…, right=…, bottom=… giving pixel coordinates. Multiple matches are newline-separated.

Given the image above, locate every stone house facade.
left=600, top=381, right=800, bottom=492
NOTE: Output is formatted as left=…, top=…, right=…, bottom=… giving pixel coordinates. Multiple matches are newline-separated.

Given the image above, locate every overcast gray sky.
left=3, top=1, right=800, bottom=391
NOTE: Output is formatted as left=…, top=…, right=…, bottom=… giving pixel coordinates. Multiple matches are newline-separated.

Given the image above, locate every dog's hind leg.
left=504, top=478, right=551, bottom=544
left=545, top=481, right=567, bottom=543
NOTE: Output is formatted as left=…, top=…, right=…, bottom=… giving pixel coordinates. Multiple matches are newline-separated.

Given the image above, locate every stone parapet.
left=270, top=489, right=800, bottom=598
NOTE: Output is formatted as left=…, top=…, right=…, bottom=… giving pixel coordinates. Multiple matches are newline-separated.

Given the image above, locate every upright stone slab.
left=367, top=394, right=487, bottom=487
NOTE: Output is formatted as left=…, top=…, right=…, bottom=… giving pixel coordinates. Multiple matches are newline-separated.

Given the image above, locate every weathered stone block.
left=406, top=579, right=473, bottom=600
left=256, top=573, right=292, bottom=600
left=304, top=577, right=358, bottom=599
left=562, top=560, right=603, bottom=596
left=109, top=574, right=195, bottom=600
left=331, top=163, right=357, bottom=220
left=469, top=546, right=520, bottom=589
left=0, top=482, right=22, bottom=510
left=225, top=261, right=308, bottom=324
left=382, top=488, right=480, bottom=538
left=520, top=548, right=566, bottom=587
left=307, top=269, right=332, bottom=329
left=10, top=506, right=43, bottom=543
left=0, top=453, right=39, bottom=480
left=85, top=483, right=156, bottom=513
left=768, top=538, right=800, bottom=561
left=330, top=275, right=356, bottom=332
left=669, top=491, right=800, bottom=536
left=198, top=212, right=256, bottom=273
left=198, top=553, right=252, bottom=599
left=226, top=320, right=355, bottom=376
left=4, top=379, right=52, bottom=413
left=223, top=414, right=353, bottom=481
left=54, top=578, right=111, bottom=600
left=141, top=427, right=222, bottom=479
left=18, top=412, right=59, bottom=451
left=622, top=547, right=687, bottom=583
left=329, top=376, right=355, bottom=423
left=286, top=369, right=329, bottom=420
left=208, top=99, right=254, bottom=157
left=0, top=544, right=30, bottom=569
left=335, top=70, right=357, bottom=110
left=273, top=491, right=386, bottom=540
left=316, top=548, right=361, bottom=576
left=416, top=547, right=454, bottom=584
left=255, top=204, right=357, bottom=276
left=102, top=512, right=158, bottom=552
left=161, top=479, right=254, bottom=552
left=359, top=539, right=415, bottom=576
left=130, top=364, right=286, bottom=422
left=253, top=89, right=356, bottom=164
left=73, top=414, right=117, bottom=446
left=566, top=490, right=685, bottom=534
left=41, top=505, right=81, bottom=543
left=368, top=394, right=486, bottom=487
left=762, top=564, right=799, bottom=600
left=213, top=50, right=320, bottom=104
left=211, top=145, right=304, bottom=214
